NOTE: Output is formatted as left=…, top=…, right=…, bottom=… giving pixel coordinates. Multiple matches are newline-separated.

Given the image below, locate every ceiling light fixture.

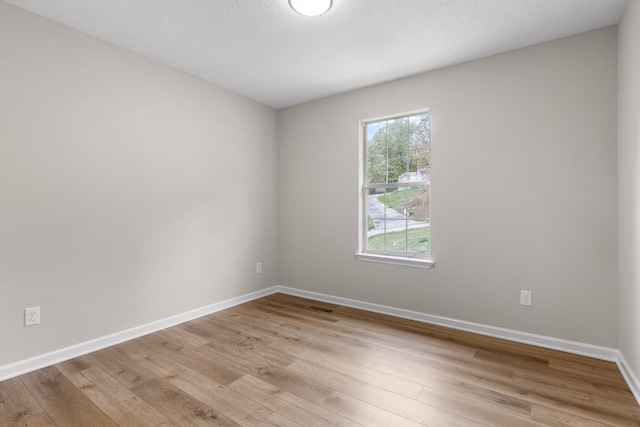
left=289, top=0, right=332, bottom=16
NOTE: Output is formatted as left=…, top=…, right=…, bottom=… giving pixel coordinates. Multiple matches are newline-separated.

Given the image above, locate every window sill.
left=355, top=253, right=435, bottom=269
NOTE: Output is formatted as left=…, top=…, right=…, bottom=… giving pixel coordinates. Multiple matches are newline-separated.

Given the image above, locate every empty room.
left=2, top=0, right=640, bottom=425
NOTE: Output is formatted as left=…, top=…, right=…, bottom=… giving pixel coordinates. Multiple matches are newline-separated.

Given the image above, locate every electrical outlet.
left=520, top=290, right=532, bottom=307
left=24, top=306, right=40, bottom=326
left=256, top=262, right=262, bottom=274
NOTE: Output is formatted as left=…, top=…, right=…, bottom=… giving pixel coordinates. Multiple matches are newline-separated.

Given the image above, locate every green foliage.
left=367, top=227, right=430, bottom=255
left=378, top=188, right=430, bottom=220
left=367, top=113, right=431, bottom=184
left=365, top=112, right=431, bottom=256
left=379, top=188, right=420, bottom=211
left=367, top=216, right=375, bottom=230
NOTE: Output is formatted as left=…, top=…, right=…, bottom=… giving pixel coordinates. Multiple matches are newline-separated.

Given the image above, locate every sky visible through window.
left=364, top=111, right=431, bottom=257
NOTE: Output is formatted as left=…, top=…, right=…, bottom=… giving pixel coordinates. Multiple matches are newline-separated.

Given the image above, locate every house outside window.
left=357, top=109, right=434, bottom=268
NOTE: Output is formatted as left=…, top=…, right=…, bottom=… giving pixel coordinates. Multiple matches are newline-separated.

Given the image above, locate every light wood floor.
left=1, top=293, right=639, bottom=426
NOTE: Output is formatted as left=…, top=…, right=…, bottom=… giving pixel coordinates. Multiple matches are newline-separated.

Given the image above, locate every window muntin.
left=361, top=110, right=431, bottom=260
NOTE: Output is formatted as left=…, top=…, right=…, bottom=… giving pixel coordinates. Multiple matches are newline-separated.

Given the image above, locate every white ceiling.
left=4, top=0, right=628, bottom=109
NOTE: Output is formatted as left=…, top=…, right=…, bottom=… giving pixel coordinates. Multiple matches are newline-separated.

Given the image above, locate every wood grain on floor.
left=1, top=293, right=638, bottom=426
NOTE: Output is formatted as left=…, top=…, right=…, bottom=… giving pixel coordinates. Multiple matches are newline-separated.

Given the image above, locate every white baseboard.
left=2, top=284, right=639, bottom=408
left=277, top=286, right=640, bottom=405
left=276, top=286, right=620, bottom=361
left=0, top=286, right=279, bottom=382
left=617, top=351, right=640, bottom=404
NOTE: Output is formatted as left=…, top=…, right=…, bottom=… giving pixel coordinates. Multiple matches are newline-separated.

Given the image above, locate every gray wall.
left=0, top=3, right=279, bottom=366
left=619, top=0, right=640, bottom=379
left=278, top=27, right=618, bottom=348
left=0, top=1, right=626, bottom=371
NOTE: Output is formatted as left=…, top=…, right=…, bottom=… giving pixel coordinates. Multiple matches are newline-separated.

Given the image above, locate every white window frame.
left=355, top=108, right=434, bottom=269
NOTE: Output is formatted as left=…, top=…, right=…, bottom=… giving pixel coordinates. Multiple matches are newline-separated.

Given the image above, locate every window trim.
left=356, top=108, right=434, bottom=268
left=354, top=252, right=435, bottom=269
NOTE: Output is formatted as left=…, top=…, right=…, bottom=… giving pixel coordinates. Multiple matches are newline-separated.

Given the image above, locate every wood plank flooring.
left=1, top=293, right=639, bottom=426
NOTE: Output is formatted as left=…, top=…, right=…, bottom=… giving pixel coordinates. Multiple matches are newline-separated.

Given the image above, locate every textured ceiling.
left=3, top=0, right=629, bottom=109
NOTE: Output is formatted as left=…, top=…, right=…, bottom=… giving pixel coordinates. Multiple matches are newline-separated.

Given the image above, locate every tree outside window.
left=362, top=110, right=431, bottom=258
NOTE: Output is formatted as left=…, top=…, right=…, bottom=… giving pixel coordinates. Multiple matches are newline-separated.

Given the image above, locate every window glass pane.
left=405, top=146, right=430, bottom=184
left=366, top=122, right=387, bottom=154
left=367, top=225, right=430, bottom=255
left=406, top=225, right=430, bottom=255
left=362, top=110, right=431, bottom=258
left=366, top=153, right=387, bottom=184
left=394, top=186, right=429, bottom=222
left=386, top=118, right=410, bottom=183
left=366, top=187, right=386, bottom=236
left=366, top=228, right=388, bottom=252
left=380, top=187, right=410, bottom=232
left=367, top=121, right=386, bottom=136
left=385, top=228, right=408, bottom=253
left=367, top=189, right=393, bottom=252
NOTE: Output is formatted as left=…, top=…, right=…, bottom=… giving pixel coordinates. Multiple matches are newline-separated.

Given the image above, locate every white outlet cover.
left=24, top=306, right=40, bottom=326
left=520, top=291, right=532, bottom=307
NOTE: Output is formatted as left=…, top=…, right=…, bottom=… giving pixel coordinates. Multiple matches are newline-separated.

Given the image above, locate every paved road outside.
left=367, top=193, right=429, bottom=237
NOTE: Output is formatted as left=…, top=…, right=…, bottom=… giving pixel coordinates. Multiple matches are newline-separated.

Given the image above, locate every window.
left=356, top=109, right=433, bottom=268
